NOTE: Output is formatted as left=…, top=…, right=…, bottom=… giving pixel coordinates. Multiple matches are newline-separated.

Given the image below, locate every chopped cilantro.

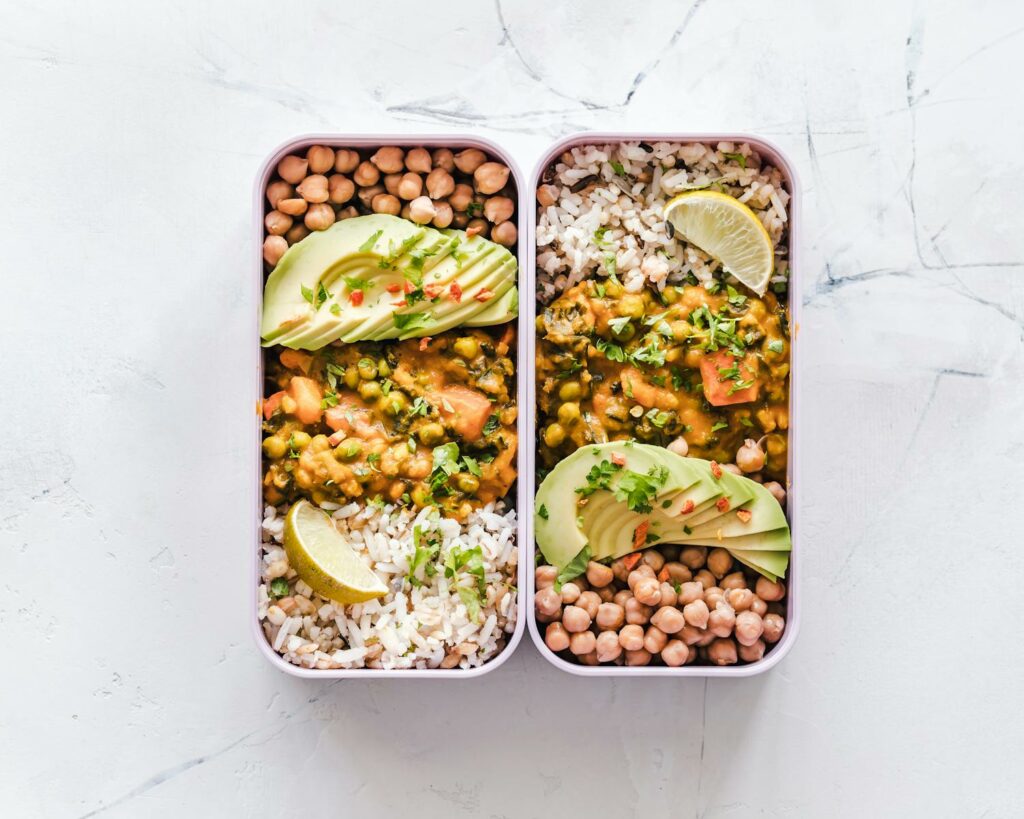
left=330, top=303, right=341, bottom=316
left=393, top=312, right=429, bottom=331
left=410, top=397, right=430, bottom=416
left=554, top=545, right=591, bottom=592
left=482, top=414, right=500, bottom=436
left=462, top=455, right=481, bottom=477
left=608, top=315, right=632, bottom=335
left=711, top=420, right=729, bottom=433
left=538, top=504, right=549, bottom=520
left=320, top=390, right=339, bottom=409
left=614, top=466, right=668, bottom=513
left=610, top=160, right=626, bottom=175
left=344, top=276, right=371, bottom=291
left=269, top=578, right=289, bottom=598
left=722, top=151, right=747, bottom=168
left=576, top=459, right=623, bottom=498
left=358, top=229, right=383, bottom=252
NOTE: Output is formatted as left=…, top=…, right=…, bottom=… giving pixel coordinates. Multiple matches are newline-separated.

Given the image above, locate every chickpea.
left=266, top=180, right=294, bottom=208
left=431, top=201, right=454, bottom=229
left=707, top=638, right=738, bottom=665
left=448, top=183, right=474, bottom=212
left=372, top=193, right=401, bottom=216
left=568, top=630, right=596, bottom=656
left=334, top=149, right=360, bottom=174
left=624, top=597, right=653, bottom=625
left=618, top=623, right=645, bottom=651
left=328, top=174, right=355, bottom=204
left=595, top=602, right=625, bottom=631
left=396, top=172, right=423, bottom=201
left=650, top=606, right=685, bottom=634
left=663, top=562, right=692, bottom=584
left=417, top=422, right=445, bottom=446
left=625, top=648, right=652, bottom=666
left=453, top=336, right=479, bottom=359
left=750, top=596, right=768, bottom=616
left=492, top=221, right=518, bottom=246
left=611, top=558, right=630, bottom=585
left=297, top=174, right=329, bottom=203
left=613, top=589, right=632, bottom=607
left=627, top=565, right=655, bottom=589
left=707, top=548, right=733, bottom=579
left=534, top=586, right=562, bottom=618
left=683, top=599, right=710, bottom=629
left=680, top=546, right=707, bottom=570
left=633, top=578, right=662, bottom=607
left=726, top=588, right=754, bottom=612
left=357, top=183, right=385, bottom=210
left=595, top=630, right=622, bottom=663
left=264, top=210, right=292, bottom=235
left=734, top=611, right=764, bottom=646
left=466, top=217, right=489, bottom=238
left=304, top=145, right=334, bottom=175
left=559, top=582, right=581, bottom=605
left=666, top=436, right=689, bottom=456
left=738, top=639, right=765, bottom=663
left=545, top=622, right=570, bottom=652
left=474, top=162, right=510, bottom=195
left=483, top=196, right=515, bottom=225
left=402, top=147, right=430, bottom=174
left=762, top=613, right=785, bottom=643
left=453, top=148, right=486, bottom=174
left=431, top=147, right=455, bottom=171
left=425, top=168, right=455, bottom=200
left=595, top=585, right=615, bottom=603
left=657, top=582, right=677, bottom=608
left=708, top=603, right=736, bottom=638
left=277, top=155, right=308, bottom=184
left=277, top=198, right=308, bottom=216
left=677, top=581, right=703, bottom=605
left=576, top=591, right=601, bottom=620
left=704, top=587, right=726, bottom=610
left=262, top=435, right=288, bottom=459
left=755, top=577, right=786, bottom=602
left=763, top=481, right=787, bottom=505
left=535, top=565, right=557, bottom=589
left=409, top=196, right=437, bottom=225
left=263, top=235, right=287, bottom=266
left=721, top=571, right=747, bottom=591
left=661, top=639, right=688, bottom=667
left=543, top=423, right=565, bottom=448
left=380, top=172, right=400, bottom=196
left=304, top=203, right=335, bottom=231
left=694, top=569, right=716, bottom=590
left=643, top=625, right=668, bottom=654
left=536, top=183, right=559, bottom=207
left=586, top=561, right=614, bottom=588
left=286, top=224, right=309, bottom=245
left=337, top=205, right=359, bottom=221
left=736, top=438, right=767, bottom=473
left=639, top=550, right=664, bottom=573
left=369, top=146, right=404, bottom=174
left=562, top=605, right=592, bottom=633
left=353, top=161, right=380, bottom=186
left=680, top=624, right=705, bottom=646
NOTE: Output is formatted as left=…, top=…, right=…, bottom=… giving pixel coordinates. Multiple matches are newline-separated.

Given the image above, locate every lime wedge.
left=664, top=190, right=774, bottom=295
left=283, top=500, right=388, bottom=604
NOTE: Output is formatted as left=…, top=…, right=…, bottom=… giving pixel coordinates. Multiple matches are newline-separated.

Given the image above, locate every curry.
left=263, top=326, right=518, bottom=518
left=535, top=279, right=789, bottom=479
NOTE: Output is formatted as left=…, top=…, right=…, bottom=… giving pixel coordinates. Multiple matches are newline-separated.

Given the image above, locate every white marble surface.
left=3, top=0, right=1024, bottom=816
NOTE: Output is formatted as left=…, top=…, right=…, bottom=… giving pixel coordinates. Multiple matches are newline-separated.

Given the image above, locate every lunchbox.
left=251, top=134, right=530, bottom=678
left=524, top=132, right=801, bottom=677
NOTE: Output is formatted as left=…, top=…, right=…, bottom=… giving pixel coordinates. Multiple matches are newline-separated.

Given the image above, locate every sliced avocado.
left=673, top=526, right=792, bottom=552
left=681, top=479, right=788, bottom=539
left=464, top=286, right=519, bottom=327
left=729, top=548, right=789, bottom=580
left=581, top=491, right=648, bottom=561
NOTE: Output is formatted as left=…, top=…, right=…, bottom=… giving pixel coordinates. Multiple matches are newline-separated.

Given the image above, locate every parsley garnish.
left=482, top=414, right=500, bottom=436
left=722, top=151, right=747, bottom=168
left=320, top=390, right=339, bottom=409
left=554, top=545, right=591, bottom=592
left=462, top=455, right=481, bottom=477
left=614, top=466, right=668, bottom=513
left=538, top=504, right=549, bottom=520
left=344, top=276, right=371, bottom=291
left=608, top=315, right=632, bottom=335
left=393, top=312, right=429, bottom=331
left=711, top=420, right=729, bottom=433
left=269, top=578, right=289, bottom=598
left=410, top=397, right=430, bottom=416
left=610, top=160, right=626, bottom=175
left=358, top=229, right=383, bottom=252
left=576, top=459, right=622, bottom=498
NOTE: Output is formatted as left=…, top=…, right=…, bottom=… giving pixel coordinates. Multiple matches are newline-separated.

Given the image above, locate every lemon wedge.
left=283, top=500, right=388, bottom=604
left=664, top=190, right=774, bottom=295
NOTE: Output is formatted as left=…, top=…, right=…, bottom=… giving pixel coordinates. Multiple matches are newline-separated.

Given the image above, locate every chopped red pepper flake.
left=386, top=283, right=402, bottom=293
left=710, top=461, right=723, bottom=479
left=391, top=300, right=407, bottom=307
left=622, top=552, right=642, bottom=571
left=657, top=566, right=671, bottom=583
left=632, top=521, right=650, bottom=551
left=680, top=499, right=695, bottom=514
left=736, top=509, right=752, bottom=523
left=423, top=283, right=441, bottom=299
left=715, top=497, right=730, bottom=512
left=419, top=337, right=432, bottom=351
left=474, top=288, right=494, bottom=303
left=349, top=290, right=363, bottom=306
left=450, top=282, right=463, bottom=302
left=610, top=452, right=626, bottom=466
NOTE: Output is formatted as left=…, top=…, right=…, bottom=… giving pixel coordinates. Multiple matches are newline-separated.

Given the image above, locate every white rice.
left=258, top=501, right=518, bottom=671
left=535, top=141, right=791, bottom=302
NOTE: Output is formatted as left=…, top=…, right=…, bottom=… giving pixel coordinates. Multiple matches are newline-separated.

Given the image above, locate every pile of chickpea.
left=263, top=144, right=517, bottom=267
left=535, top=545, right=787, bottom=667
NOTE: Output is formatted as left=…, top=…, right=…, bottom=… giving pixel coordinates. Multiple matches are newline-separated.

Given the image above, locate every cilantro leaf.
left=613, top=466, right=669, bottom=513
left=554, top=545, right=591, bottom=592
left=358, top=229, right=383, bottom=252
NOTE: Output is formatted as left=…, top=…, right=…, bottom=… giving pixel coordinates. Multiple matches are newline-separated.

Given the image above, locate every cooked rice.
left=535, top=141, right=790, bottom=302
left=258, top=500, right=518, bottom=671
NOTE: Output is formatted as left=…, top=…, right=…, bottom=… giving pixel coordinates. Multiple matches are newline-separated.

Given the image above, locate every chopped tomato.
left=716, top=497, right=730, bottom=512
left=611, top=452, right=626, bottom=466
left=287, top=377, right=323, bottom=425
left=386, top=283, right=402, bottom=293
left=404, top=281, right=414, bottom=294
left=419, top=337, right=432, bottom=351
left=349, top=290, right=364, bottom=306
left=710, top=461, right=723, bottom=479
left=430, top=385, right=492, bottom=441
left=450, top=282, right=463, bottom=302
left=423, top=283, right=442, bottom=299
left=699, top=349, right=760, bottom=406
left=680, top=499, right=695, bottom=514
left=632, top=521, right=650, bottom=550
left=622, top=552, right=642, bottom=571
left=263, top=391, right=285, bottom=420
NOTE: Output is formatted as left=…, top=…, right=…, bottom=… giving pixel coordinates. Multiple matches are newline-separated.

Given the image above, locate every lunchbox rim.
left=524, top=131, right=802, bottom=677
left=251, top=133, right=530, bottom=679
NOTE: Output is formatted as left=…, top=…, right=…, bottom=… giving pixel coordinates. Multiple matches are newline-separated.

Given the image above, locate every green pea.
left=543, top=423, right=566, bottom=448
left=290, top=431, right=311, bottom=449
left=381, top=392, right=407, bottom=416
left=661, top=286, right=681, bottom=304
left=456, top=474, right=480, bottom=494
left=557, top=402, right=581, bottom=425
left=359, top=380, right=382, bottom=401
left=558, top=381, right=582, bottom=401
left=343, top=366, right=360, bottom=389
left=411, top=485, right=431, bottom=507
left=377, top=359, right=391, bottom=378
left=335, top=439, right=363, bottom=461
left=612, top=321, right=636, bottom=341
left=357, top=358, right=378, bottom=380
left=453, top=337, right=479, bottom=359
left=618, top=294, right=645, bottom=319
left=417, top=422, right=445, bottom=446
left=262, top=436, right=287, bottom=459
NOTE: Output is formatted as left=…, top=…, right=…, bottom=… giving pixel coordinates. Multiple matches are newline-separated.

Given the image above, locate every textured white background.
left=3, top=0, right=1024, bottom=816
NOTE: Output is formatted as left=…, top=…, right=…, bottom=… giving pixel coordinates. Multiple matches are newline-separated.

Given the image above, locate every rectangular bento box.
left=524, top=132, right=801, bottom=677
left=251, top=134, right=529, bottom=678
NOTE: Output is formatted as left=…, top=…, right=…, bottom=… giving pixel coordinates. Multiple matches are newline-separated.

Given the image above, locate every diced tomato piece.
left=736, top=509, right=753, bottom=523
left=716, top=497, right=730, bottom=512
left=392, top=300, right=407, bottom=307
left=622, top=552, right=642, bottom=571
left=423, top=283, right=442, bottom=299
left=349, top=290, right=364, bottom=306
left=699, top=349, right=760, bottom=406
left=450, top=282, right=463, bottom=302
left=710, top=461, right=723, bottom=479
left=386, top=283, right=402, bottom=293
left=431, top=385, right=492, bottom=441
left=632, top=521, right=650, bottom=551
left=263, top=391, right=286, bottom=420
left=680, top=499, right=695, bottom=514
left=404, top=281, right=415, bottom=294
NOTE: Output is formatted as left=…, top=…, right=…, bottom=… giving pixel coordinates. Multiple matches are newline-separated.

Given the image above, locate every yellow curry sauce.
left=263, top=327, right=517, bottom=519
left=536, top=279, right=789, bottom=479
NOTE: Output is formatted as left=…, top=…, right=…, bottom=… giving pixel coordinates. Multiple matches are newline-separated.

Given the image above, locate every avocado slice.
left=672, top=526, right=792, bottom=552
left=678, top=479, right=788, bottom=540
left=729, top=547, right=789, bottom=580
left=464, top=286, right=519, bottom=327
left=261, top=215, right=424, bottom=345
